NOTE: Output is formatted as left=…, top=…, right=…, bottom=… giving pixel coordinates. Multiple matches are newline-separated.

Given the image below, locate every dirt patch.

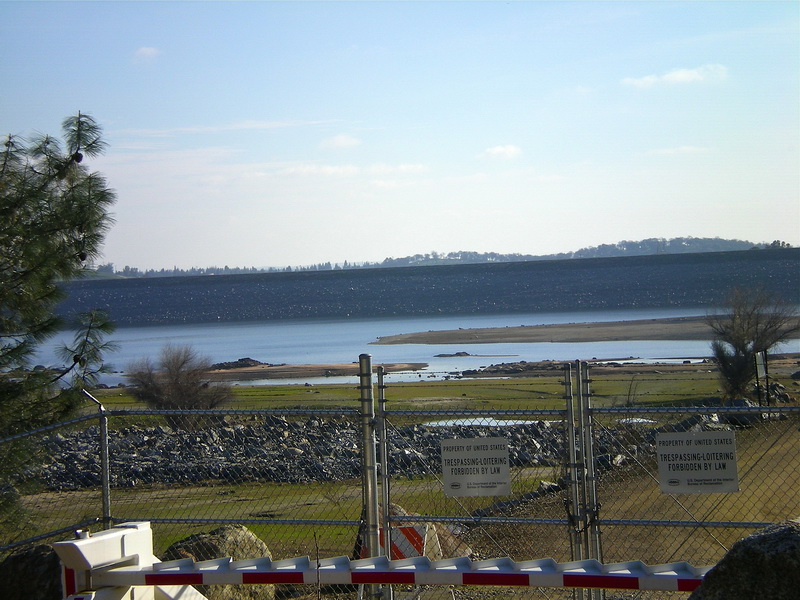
left=209, top=362, right=427, bottom=381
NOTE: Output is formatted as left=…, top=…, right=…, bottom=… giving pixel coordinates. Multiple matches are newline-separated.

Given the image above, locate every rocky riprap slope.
left=57, top=249, right=799, bottom=326
left=28, top=412, right=748, bottom=493
left=31, top=417, right=579, bottom=491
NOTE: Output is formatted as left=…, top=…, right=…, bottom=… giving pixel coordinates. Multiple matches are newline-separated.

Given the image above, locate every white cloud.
left=482, top=145, right=522, bottom=159
left=370, top=179, right=418, bottom=189
left=278, top=162, right=428, bottom=177
left=319, top=134, right=362, bottom=149
left=646, top=146, right=711, bottom=155
left=536, top=174, right=567, bottom=182
left=368, top=163, right=427, bottom=175
left=281, top=164, right=360, bottom=177
left=622, top=64, right=728, bottom=88
left=114, top=119, right=334, bottom=139
left=133, top=46, right=161, bottom=64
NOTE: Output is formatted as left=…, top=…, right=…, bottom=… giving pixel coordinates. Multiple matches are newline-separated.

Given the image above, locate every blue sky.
left=2, top=1, right=798, bottom=270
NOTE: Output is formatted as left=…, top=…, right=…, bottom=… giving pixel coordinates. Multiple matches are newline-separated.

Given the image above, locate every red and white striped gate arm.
left=95, top=554, right=708, bottom=592
left=54, top=522, right=710, bottom=599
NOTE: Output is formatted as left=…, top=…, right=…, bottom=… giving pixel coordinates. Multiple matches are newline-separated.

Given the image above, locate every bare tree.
left=126, top=344, right=231, bottom=428
left=707, top=288, right=799, bottom=401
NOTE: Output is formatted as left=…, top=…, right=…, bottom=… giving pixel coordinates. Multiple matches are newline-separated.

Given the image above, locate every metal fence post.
left=377, top=366, right=394, bottom=600
left=575, top=360, right=592, bottom=560
left=377, top=367, right=392, bottom=552
left=564, top=363, right=584, bottom=569
left=579, top=361, right=604, bottom=600
left=358, top=354, right=381, bottom=598
left=83, top=390, right=111, bottom=529
left=582, top=361, right=603, bottom=560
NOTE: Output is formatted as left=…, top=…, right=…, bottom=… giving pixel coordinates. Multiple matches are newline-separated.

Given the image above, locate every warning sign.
left=441, top=437, right=511, bottom=497
left=656, top=430, right=739, bottom=494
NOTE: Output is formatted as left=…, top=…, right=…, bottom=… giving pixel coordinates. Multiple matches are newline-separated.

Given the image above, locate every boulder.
left=0, top=544, right=61, bottom=600
left=688, top=519, right=800, bottom=600
left=719, top=398, right=761, bottom=427
left=163, top=525, right=274, bottom=600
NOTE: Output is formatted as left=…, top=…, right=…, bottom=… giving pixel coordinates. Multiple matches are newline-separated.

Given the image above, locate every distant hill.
left=376, top=237, right=784, bottom=268
left=60, top=248, right=799, bottom=328
left=93, top=237, right=791, bottom=278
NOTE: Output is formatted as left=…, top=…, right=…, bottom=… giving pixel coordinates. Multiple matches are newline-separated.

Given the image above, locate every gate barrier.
left=358, top=525, right=428, bottom=560
left=54, top=522, right=710, bottom=599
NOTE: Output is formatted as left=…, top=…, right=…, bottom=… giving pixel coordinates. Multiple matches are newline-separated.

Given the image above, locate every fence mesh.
left=589, top=408, right=800, bottom=567
left=382, top=411, right=570, bottom=562
left=1, top=364, right=798, bottom=600
left=0, top=415, right=106, bottom=552
left=103, top=411, right=362, bottom=556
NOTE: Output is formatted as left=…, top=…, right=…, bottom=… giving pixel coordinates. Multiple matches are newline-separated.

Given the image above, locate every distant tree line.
left=92, top=237, right=792, bottom=279
left=94, top=264, right=268, bottom=278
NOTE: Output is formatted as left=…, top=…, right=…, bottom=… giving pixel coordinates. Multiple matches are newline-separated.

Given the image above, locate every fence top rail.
left=126, top=517, right=362, bottom=527
left=106, top=408, right=359, bottom=417
left=592, top=405, right=800, bottom=415
left=0, top=412, right=102, bottom=445
left=0, top=518, right=101, bottom=554
left=385, top=409, right=566, bottom=418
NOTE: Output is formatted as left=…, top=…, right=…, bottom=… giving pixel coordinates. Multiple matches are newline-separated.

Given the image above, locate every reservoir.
left=35, top=307, right=795, bottom=385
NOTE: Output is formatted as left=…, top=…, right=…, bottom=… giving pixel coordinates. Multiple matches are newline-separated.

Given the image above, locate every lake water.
left=32, top=307, right=753, bottom=386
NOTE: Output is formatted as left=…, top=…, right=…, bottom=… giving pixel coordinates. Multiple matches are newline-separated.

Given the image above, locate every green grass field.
left=93, top=362, right=739, bottom=412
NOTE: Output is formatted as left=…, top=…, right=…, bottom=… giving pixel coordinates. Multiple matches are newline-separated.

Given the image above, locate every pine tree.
left=1, top=113, right=117, bottom=435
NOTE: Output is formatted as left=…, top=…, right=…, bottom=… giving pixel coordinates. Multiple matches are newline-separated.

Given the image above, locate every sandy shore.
left=372, top=316, right=715, bottom=345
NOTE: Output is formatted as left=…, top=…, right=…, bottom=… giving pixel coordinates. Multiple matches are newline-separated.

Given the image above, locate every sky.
left=2, top=1, right=798, bottom=270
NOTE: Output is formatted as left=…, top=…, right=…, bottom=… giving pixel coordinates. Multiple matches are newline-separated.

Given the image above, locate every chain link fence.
left=1, top=362, right=798, bottom=600
left=589, top=406, right=800, bottom=565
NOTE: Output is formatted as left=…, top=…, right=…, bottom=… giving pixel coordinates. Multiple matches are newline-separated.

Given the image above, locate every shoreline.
left=371, top=316, right=715, bottom=345
left=207, top=316, right=799, bottom=380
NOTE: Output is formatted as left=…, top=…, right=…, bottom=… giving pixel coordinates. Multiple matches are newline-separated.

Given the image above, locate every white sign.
left=656, top=430, right=739, bottom=494
left=441, top=437, right=511, bottom=497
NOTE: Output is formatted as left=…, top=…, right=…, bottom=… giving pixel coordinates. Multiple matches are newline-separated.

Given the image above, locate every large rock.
left=719, top=397, right=762, bottom=427
left=0, top=544, right=61, bottom=600
left=163, top=525, right=274, bottom=600
left=689, top=519, right=800, bottom=600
